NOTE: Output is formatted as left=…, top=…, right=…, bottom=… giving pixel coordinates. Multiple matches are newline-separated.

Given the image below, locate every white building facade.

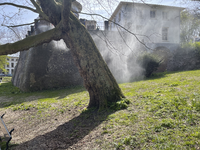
left=5, top=53, right=19, bottom=75
left=109, top=2, right=184, bottom=47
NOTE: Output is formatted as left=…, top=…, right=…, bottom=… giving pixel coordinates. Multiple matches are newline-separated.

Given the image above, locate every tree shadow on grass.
left=0, top=82, right=86, bottom=108
left=11, top=108, right=114, bottom=150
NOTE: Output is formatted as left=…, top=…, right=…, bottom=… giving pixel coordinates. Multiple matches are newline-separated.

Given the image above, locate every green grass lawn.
left=0, top=70, right=200, bottom=149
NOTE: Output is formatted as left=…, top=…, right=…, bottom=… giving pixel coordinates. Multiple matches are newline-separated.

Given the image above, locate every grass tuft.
left=109, top=98, right=130, bottom=110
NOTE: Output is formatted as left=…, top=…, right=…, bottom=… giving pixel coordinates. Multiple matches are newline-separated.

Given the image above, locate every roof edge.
left=109, top=1, right=185, bottom=21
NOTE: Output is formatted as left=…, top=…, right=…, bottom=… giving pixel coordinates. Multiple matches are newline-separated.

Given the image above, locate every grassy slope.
left=0, top=70, right=200, bottom=149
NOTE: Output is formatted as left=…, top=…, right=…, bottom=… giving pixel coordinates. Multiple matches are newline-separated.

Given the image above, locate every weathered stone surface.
left=12, top=25, right=83, bottom=92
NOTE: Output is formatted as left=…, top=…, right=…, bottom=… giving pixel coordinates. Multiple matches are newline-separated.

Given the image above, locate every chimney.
left=31, top=26, right=34, bottom=33
left=104, top=21, right=109, bottom=31
left=28, top=31, right=31, bottom=36
left=34, top=19, right=38, bottom=29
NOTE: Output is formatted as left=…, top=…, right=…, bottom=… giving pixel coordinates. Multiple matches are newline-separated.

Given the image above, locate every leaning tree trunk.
left=0, top=0, right=125, bottom=110
left=62, top=15, right=125, bottom=109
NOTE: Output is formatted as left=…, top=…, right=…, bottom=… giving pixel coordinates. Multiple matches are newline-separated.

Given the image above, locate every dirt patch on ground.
left=2, top=108, right=110, bottom=150
left=0, top=95, right=111, bottom=150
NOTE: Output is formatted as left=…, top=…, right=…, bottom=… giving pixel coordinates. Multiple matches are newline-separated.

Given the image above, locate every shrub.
left=181, top=41, right=195, bottom=50
left=195, top=42, right=200, bottom=56
left=137, top=53, right=161, bottom=78
left=181, top=41, right=200, bottom=54
left=168, top=42, right=200, bottom=71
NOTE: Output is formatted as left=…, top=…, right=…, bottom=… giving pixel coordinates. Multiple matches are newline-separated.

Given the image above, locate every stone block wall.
left=12, top=21, right=83, bottom=92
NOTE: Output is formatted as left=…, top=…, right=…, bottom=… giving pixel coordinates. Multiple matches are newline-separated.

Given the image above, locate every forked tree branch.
left=38, top=0, right=61, bottom=26
left=62, top=0, right=72, bottom=29
left=30, top=0, right=50, bottom=21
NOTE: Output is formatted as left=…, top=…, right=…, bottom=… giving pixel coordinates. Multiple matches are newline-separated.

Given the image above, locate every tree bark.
left=0, top=0, right=126, bottom=109
left=62, top=14, right=125, bottom=109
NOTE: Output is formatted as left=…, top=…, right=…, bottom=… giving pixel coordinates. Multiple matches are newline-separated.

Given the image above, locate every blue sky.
left=1, top=0, right=192, bottom=41
left=149, top=0, right=181, bottom=5
left=18, top=1, right=193, bottom=20
left=0, top=0, right=194, bottom=53
left=1, top=0, right=192, bottom=26
left=0, top=0, right=194, bottom=40
left=149, top=0, right=192, bottom=7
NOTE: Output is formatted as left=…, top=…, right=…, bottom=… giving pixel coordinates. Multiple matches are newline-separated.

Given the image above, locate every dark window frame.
left=150, top=10, right=156, bottom=18
left=162, top=27, right=168, bottom=41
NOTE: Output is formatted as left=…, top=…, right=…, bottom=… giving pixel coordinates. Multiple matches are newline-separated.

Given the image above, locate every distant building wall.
left=80, top=19, right=97, bottom=30
left=109, top=2, right=184, bottom=46
left=5, top=54, right=19, bottom=75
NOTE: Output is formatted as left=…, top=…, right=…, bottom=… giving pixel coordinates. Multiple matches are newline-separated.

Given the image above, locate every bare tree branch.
left=6, top=26, right=22, bottom=40
left=2, top=22, right=35, bottom=28
left=0, top=25, right=62, bottom=55
left=0, top=2, right=37, bottom=13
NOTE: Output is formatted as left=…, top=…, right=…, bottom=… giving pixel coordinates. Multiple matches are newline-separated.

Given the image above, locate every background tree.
left=0, top=30, right=9, bottom=73
left=0, top=0, right=125, bottom=109
left=0, top=55, right=8, bottom=73
left=180, top=10, right=200, bottom=43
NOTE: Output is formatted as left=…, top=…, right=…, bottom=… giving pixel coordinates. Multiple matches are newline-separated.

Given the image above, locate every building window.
left=150, top=10, right=156, bottom=18
left=11, top=69, right=14, bottom=74
left=7, top=64, right=9, bottom=67
left=162, top=11, right=168, bottom=20
left=7, top=69, right=9, bottom=73
left=16, top=59, right=18, bottom=61
left=11, top=59, right=14, bottom=61
left=162, top=27, right=168, bottom=41
left=11, top=63, right=14, bottom=68
left=118, top=12, right=121, bottom=22
left=7, top=58, right=9, bottom=61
